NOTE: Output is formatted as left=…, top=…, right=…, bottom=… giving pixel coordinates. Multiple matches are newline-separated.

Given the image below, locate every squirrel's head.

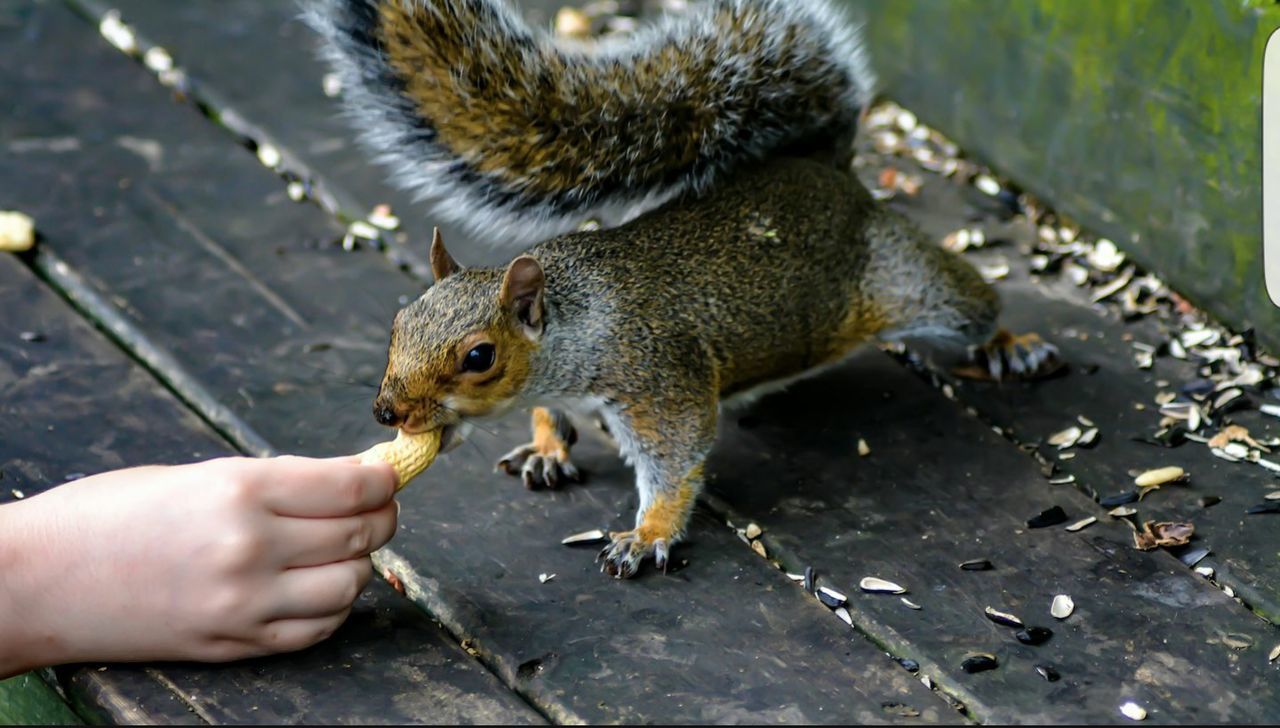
left=372, top=230, right=545, bottom=436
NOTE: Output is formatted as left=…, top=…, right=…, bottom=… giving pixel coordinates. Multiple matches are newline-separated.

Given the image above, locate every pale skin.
left=0, top=455, right=398, bottom=679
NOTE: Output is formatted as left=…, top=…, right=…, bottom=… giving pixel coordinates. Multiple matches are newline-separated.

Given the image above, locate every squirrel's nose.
left=373, top=402, right=403, bottom=427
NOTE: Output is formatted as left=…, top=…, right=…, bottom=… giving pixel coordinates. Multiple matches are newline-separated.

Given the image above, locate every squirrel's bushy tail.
left=306, top=0, right=874, bottom=247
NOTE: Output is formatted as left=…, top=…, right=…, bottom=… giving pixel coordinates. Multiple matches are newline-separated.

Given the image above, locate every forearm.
left=0, top=496, right=72, bottom=679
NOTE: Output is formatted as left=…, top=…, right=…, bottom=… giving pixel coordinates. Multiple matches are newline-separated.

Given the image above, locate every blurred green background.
left=847, top=0, right=1280, bottom=346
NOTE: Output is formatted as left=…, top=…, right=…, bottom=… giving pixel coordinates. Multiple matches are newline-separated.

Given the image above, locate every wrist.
left=0, top=494, right=75, bottom=677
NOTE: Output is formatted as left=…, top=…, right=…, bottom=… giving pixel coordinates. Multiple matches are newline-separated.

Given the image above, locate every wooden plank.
left=0, top=253, right=541, bottom=724
left=852, top=141, right=1280, bottom=627
left=708, top=346, right=1280, bottom=724
left=2, top=3, right=952, bottom=722
left=78, top=0, right=571, bottom=275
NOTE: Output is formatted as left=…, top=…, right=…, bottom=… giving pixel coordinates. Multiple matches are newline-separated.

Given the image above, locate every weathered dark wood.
left=79, top=0, right=570, bottom=274
left=853, top=147, right=1280, bottom=628
left=2, top=3, right=952, bottom=722
left=708, top=347, right=1280, bottom=724
left=0, top=253, right=541, bottom=724
left=0, top=253, right=228, bottom=501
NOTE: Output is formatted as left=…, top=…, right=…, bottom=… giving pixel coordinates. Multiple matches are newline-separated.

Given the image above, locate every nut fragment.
left=1051, top=594, right=1074, bottom=619
left=358, top=429, right=442, bottom=490
left=1134, top=466, right=1186, bottom=487
left=0, top=211, right=35, bottom=252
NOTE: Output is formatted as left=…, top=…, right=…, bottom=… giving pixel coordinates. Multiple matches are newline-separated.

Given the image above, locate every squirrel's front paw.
left=957, top=329, right=1064, bottom=382
left=599, top=530, right=671, bottom=579
left=496, top=442, right=580, bottom=489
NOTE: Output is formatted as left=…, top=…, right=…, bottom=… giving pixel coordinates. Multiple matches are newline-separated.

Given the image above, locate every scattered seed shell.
left=834, top=607, right=853, bottom=626
left=817, top=586, right=848, bottom=608
left=1109, top=505, right=1138, bottom=518
left=1065, top=516, right=1097, bottom=532
left=961, top=653, right=999, bottom=674
left=1269, top=644, right=1280, bottom=663
left=1051, top=594, right=1075, bottom=619
left=857, top=438, right=871, bottom=457
left=1048, top=426, right=1083, bottom=449
left=901, top=598, right=922, bottom=610
left=1027, top=506, right=1069, bottom=529
left=1035, top=664, right=1061, bottom=682
left=804, top=565, right=816, bottom=594
left=1178, top=546, right=1211, bottom=567
left=1222, top=633, right=1254, bottom=650
left=860, top=577, right=907, bottom=594
left=1100, top=491, right=1139, bottom=507
left=1195, top=566, right=1215, bottom=578
left=1120, top=701, right=1148, bottom=721
left=744, top=523, right=763, bottom=540
left=538, top=573, right=555, bottom=584
left=1198, top=495, right=1222, bottom=508
left=1247, top=502, right=1280, bottom=515
left=984, top=606, right=1024, bottom=629
left=959, top=559, right=993, bottom=571
left=561, top=529, right=607, bottom=545
left=1015, top=627, right=1053, bottom=646
left=751, top=540, right=768, bottom=558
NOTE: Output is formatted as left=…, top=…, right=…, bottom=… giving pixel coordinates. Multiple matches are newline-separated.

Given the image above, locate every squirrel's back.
left=306, top=0, right=874, bottom=249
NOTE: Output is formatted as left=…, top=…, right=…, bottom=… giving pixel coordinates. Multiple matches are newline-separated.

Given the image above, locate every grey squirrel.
left=307, top=0, right=1060, bottom=578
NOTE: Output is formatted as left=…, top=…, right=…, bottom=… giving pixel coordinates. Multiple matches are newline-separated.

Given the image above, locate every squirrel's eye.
left=462, top=343, right=496, bottom=373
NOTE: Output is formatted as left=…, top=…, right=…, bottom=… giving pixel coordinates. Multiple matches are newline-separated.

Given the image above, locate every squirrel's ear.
left=500, top=255, right=545, bottom=336
left=430, top=228, right=461, bottom=282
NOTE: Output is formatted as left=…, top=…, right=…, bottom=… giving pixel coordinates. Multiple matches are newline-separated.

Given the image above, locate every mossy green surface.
left=848, top=0, right=1280, bottom=346
left=0, top=673, right=83, bottom=725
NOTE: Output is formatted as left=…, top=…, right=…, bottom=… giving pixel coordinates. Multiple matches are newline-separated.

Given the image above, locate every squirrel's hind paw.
left=599, top=531, right=669, bottom=579
left=956, top=330, right=1064, bottom=382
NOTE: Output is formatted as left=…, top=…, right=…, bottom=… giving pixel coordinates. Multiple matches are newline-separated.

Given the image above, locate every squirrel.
left=307, top=0, right=1061, bottom=578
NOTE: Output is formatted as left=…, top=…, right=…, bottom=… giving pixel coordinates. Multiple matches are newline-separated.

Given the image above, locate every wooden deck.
left=2, top=0, right=1278, bottom=723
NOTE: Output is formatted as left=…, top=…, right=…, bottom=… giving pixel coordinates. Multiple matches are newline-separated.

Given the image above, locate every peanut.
left=0, top=211, right=35, bottom=252
left=358, top=429, right=441, bottom=490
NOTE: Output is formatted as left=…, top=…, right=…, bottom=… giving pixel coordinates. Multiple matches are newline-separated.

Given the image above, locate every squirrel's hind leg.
left=496, top=406, right=581, bottom=489
left=864, top=208, right=1062, bottom=381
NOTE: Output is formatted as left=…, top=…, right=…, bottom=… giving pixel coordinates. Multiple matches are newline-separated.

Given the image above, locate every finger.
left=257, top=456, right=396, bottom=517
left=268, top=558, right=373, bottom=621
left=256, top=608, right=353, bottom=654
left=274, top=501, right=398, bottom=568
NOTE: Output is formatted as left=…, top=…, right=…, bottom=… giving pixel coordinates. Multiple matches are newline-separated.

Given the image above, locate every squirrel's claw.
left=956, top=330, right=1064, bottom=382
left=599, top=530, right=662, bottom=579
left=496, top=443, right=581, bottom=490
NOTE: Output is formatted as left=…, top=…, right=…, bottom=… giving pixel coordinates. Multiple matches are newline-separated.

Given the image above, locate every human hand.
left=0, top=455, right=397, bottom=676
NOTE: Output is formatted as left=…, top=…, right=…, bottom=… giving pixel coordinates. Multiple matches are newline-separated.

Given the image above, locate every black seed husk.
left=817, top=588, right=846, bottom=609
left=1015, top=627, right=1053, bottom=645
left=19, top=331, right=44, bottom=343
left=803, top=565, right=815, bottom=594
left=1035, top=664, right=1061, bottom=682
left=1100, top=491, right=1139, bottom=507
left=1247, top=502, right=1280, bottom=515
left=961, top=654, right=999, bottom=673
left=898, top=658, right=920, bottom=673
left=1027, top=506, right=1068, bottom=529
left=960, top=559, right=993, bottom=571
left=1198, top=495, right=1222, bottom=508
left=1178, top=546, right=1211, bottom=567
